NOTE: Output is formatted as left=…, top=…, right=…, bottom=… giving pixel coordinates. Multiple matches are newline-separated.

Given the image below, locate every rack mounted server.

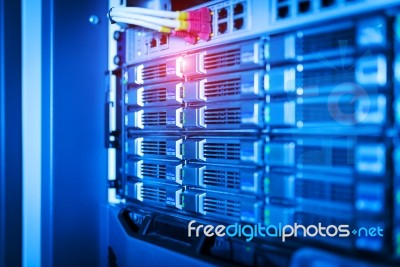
left=106, top=0, right=400, bottom=266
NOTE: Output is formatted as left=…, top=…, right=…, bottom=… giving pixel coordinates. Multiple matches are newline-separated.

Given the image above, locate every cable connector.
left=172, top=30, right=198, bottom=44
left=186, top=21, right=212, bottom=41
left=187, top=7, right=212, bottom=22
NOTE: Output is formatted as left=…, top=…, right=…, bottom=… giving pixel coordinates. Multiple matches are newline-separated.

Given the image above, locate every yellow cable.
left=177, top=11, right=188, bottom=21
left=160, top=26, right=171, bottom=33
left=176, top=20, right=188, bottom=31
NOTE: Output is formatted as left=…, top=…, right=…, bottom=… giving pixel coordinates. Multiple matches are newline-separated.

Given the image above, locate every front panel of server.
left=107, top=0, right=400, bottom=266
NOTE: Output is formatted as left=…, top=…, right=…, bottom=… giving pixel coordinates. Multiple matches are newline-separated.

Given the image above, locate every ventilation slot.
left=302, top=69, right=355, bottom=88
left=142, top=87, right=167, bottom=104
left=204, top=197, right=241, bottom=218
left=141, top=186, right=166, bottom=203
left=141, top=163, right=167, bottom=179
left=204, top=49, right=241, bottom=71
left=204, top=78, right=241, bottom=98
left=203, top=170, right=240, bottom=189
left=204, top=107, right=241, bottom=125
left=300, top=102, right=355, bottom=123
left=296, top=147, right=354, bottom=166
left=203, top=143, right=241, bottom=160
left=296, top=180, right=353, bottom=203
left=141, top=141, right=167, bottom=155
left=302, top=29, right=355, bottom=54
left=142, top=64, right=167, bottom=81
left=142, top=112, right=167, bottom=126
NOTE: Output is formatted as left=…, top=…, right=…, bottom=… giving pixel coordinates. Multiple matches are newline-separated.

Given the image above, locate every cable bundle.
left=108, top=6, right=212, bottom=44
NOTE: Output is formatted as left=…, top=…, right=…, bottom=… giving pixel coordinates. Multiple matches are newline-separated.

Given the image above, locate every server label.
left=241, top=52, right=254, bottom=63
left=166, top=196, right=176, bottom=206
left=166, top=91, right=176, bottom=100
left=166, top=147, right=176, bottom=155
left=242, top=83, right=254, bottom=93
left=166, top=172, right=175, bottom=180
left=242, top=147, right=255, bottom=161
left=166, top=66, right=176, bottom=75
left=166, top=116, right=176, bottom=125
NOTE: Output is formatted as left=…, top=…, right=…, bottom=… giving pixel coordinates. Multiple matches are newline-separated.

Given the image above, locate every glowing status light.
left=264, top=178, right=270, bottom=194
left=297, top=31, right=304, bottom=38
left=181, top=144, right=185, bottom=156
left=397, top=232, right=400, bottom=255
left=122, top=71, right=129, bottom=85
left=264, top=74, right=270, bottom=91
left=296, top=64, right=303, bottom=72
left=264, top=209, right=270, bottom=225
left=396, top=190, right=400, bottom=204
left=264, top=209, right=270, bottom=216
left=396, top=16, right=400, bottom=40
left=265, top=107, right=270, bottom=123
left=397, top=233, right=400, bottom=256
left=296, top=88, right=303, bottom=95
left=264, top=43, right=270, bottom=60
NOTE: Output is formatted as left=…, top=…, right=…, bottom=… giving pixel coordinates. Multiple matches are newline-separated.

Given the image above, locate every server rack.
left=106, top=0, right=400, bottom=266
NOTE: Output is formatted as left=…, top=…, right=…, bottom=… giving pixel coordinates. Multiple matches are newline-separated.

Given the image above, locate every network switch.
left=273, top=0, right=378, bottom=21
left=120, top=0, right=253, bottom=64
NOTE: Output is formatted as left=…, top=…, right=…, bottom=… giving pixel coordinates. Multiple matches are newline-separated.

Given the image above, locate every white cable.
left=112, top=16, right=171, bottom=32
left=112, top=6, right=180, bottom=19
left=110, top=10, right=182, bottom=29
